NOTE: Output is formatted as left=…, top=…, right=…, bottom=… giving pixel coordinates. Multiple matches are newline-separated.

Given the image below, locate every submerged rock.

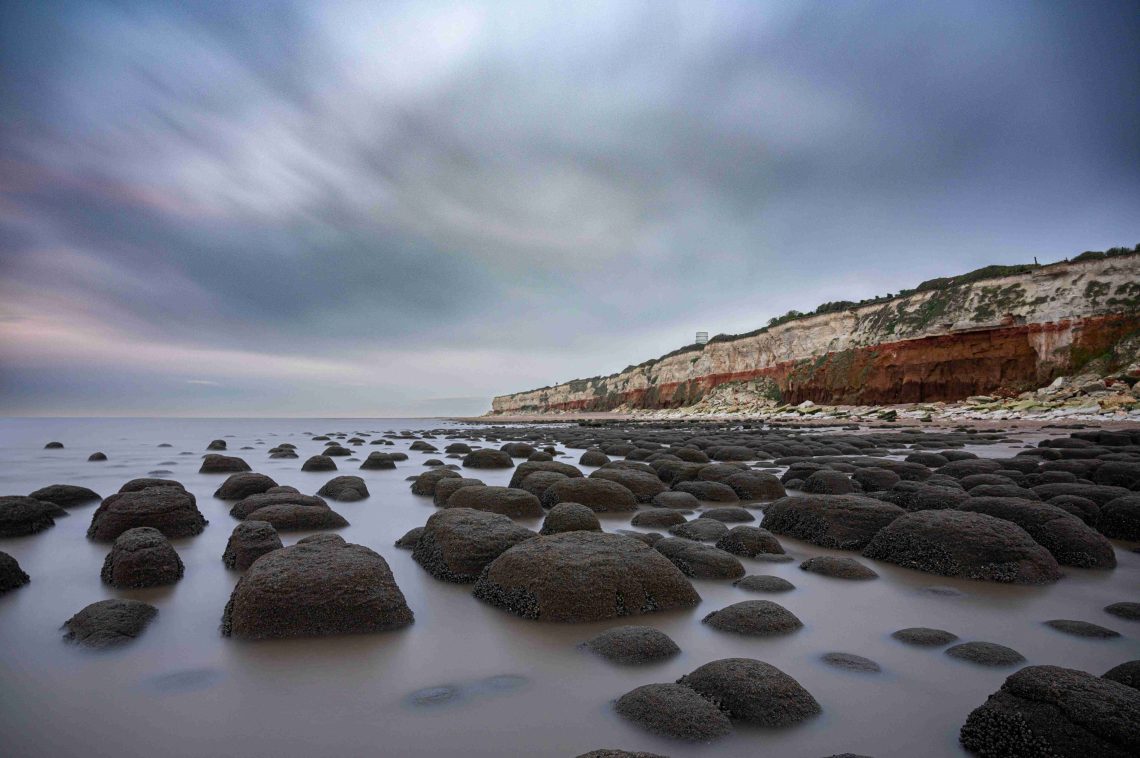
left=540, top=503, right=601, bottom=535
left=654, top=537, right=745, bottom=580
left=222, top=534, right=413, bottom=639
left=445, top=486, right=543, bottom=518
left=87, top=487, right=206, bottom=541
left=222, top=521, right=283, bottom=570
left=462, top=449, right=515, bottom=469
left=715, top=525, right=784, bottom=557
left=614, top=683, right=732, bottom=741
left=861, top=510, right=1062, bottom=584
left=702, top=600, right=803, bottom=636
left=821, top=652, right=881, bottom=673
left=0, top=550, right=30, bottom=593
left=892, top=627, right=959, bottom=646
left=946, top=641, right=1025, bottom=667
left=734, top=574, right=795, bottom=593
left=28, top=484, right=102, bottom=508
left=198, top=454, right=251, bottom=474
left=540, top=478, right=638, bottom=512
left=1103, top=660, right=1140, bottom=690
left=800, top=556, right=878, bottom=580
left=581, top=625, right=680, bottom=664
left=958, top=497, right=1116, bottom=569
left=762, top=495, right=904, bottom=550
left=316, top=475, right=370, bottom=502
left=473, top=532, right=700, bottom=622
left=678, top=657, right=821, bottom=726
left=1044, top=619, right=1121, bottom=638
left=62, top=599, right=157, bottom=648
left=959, top=665, right=1140, bottom=757
left=212, top=473, right=277, bottom=501
left=0, top=496, right=62, bottom=537
left=100, top=527, right=184, bottom=588
left=413, top=508, right=536, bottom=583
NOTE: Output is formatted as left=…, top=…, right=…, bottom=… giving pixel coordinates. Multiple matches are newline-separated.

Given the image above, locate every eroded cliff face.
left=492, top=255, right=1140, bottom=413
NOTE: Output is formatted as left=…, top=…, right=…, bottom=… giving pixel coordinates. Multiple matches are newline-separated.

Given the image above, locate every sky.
left=1, top=0, right=1138, bottom=417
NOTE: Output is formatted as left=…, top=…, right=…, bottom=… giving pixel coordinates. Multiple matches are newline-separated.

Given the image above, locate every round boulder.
left=761, top=495, right=904, bottom=550
left=540, top=478, right=638, bottom=513
left=62, top=599, right=157, bottom=648
left=28, top=484, right=102, bottom=508
left=702, top=600, right=803, bottom=636
left=946, top=641, right=1025, bottom=667
left=957, top=496, right=1116, bottom=569
left=892, top=627, right=959, bottom=646
left=199, top=454, right=251, bottom=474
left=861, top=509, right=1062, bottom=584
left=715, top=525, right=784, bottom=557
left=614, top=683, right=732, bottom=741
left=0, top=550, right=30, bottom=593
left=462, top=449, right=515, bottom=469
left=654, top=537, right=745, bottom=580
left=540, top=503, right=601, bottom=535
left=0, top=496, right=62, bottom=536
left=222, top=534, right=413, bottom=639
left=630, top=509, right=687, bottom=529
left=445, top=486, right=543, bottom=518
left=317, top=475, right=370, bottom=502
left=213, top=473, right=278, bottom=501
left=734, top=575, right=795, bottom=593
left=87, top=487, right=207, bottom=541
left=413, top=508, right=537, bottom=583
left=473, top=532, right=700, bottom=622
left=800, top=556, right=878, bottom=580
left=100, top=527, right=184, bottom=588
left=678, top=657, right=820, bottom=726
left=223, top=521, right=283, bottom=570
left=582, top=625, right=680, bottom=664
left=301, top=455, right=337, bottom=472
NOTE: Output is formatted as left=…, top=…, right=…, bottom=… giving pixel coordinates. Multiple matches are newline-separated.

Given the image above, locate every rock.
left=229, top=492, right=328, bottom=519
left=413, top=508, right=537, bottom=583
left=1044, top=619, right=1121, bottom=638
left=668, top=518, right=729, bottom=542
left=499, top=442, right=535, bottom=459
left=223, top=521, right=283, bottom=570
left=723, top=471, right=786, bottom=501
left=821, top=652, right=881, bottom=673
left=654, top=537, right=746, bottom=579
left=241, top=503, right=348, bottom=532
left=119, top=478, right=185, bottom=493
left=892, top=627, right=959, bottom=646
left=651, top=491, right=701, bottom=509
left=207, top=439, right=227, bottom=450
left=803, top=470, right=857, bottom=494
left=27, top=484, right=102, bottom=508
left=577, top=751, right=668, bottom=758
left=959, top=664, right=1140, bottom=757
left=62, top=599, right=157, bottom=648
left=1046, top=495, right=1101, bottom=526
left=445, top=486, right=543, bottom=518
left=44, top=441, right=64, bottom=449
left=715, top=525, right=784, bottom=557
left=700, top=506, right=755, bottom=523
left=301, top=455, right=337, bottom=472
left=853, top=467, right=902, bottom=491
left=581, top=625, right=680, bottom=664
left=0, top=551, right=31, bottom=593
left=323, top=446, right=352, bottom=457
left=679, top=657, right=821, bottom=726
left=212, top=473, right=278, bottom=500
left=579, top=449, right=611, bottom=466
left=861, top=510, right=1062, bottom=584
left=673, top=480, right=739, bottom=502
left=734, top=574, right=795, bottom=592
left=0, top=496, right=62, bottom=537
left=432, top=477, right=486, bottom=507
left=394, top=526, right=424, bottom=549
left=1099, top=495, right=1140, bottom=540
left=946, top=641, right=1025, bottom=666
left=958, top=497, right=1116, bottom=569
left=100, top=527, right=184, bottom=588
left=1105, top=602, right=1140, bottom=621
left=590, top=469, right=668, bottom=503
left=1094, top=461, right=1140, bottom=490
left=508, top=461, right=584, bottom=489
left=410, top=469, right=462, bottom=496
left=702, top=600, right=803, bottom=636
left=1103, top=660, right=1140, bottom=690
left=630, top=509, right=687, bottom=528
left=462, top=449, right=515, bottom=469
left=88, top=452, right=108, bottom=461
left=540, top=478, right=638, bottom=513
left=800, top=556, right=879, bottom=580
left=614, top=683, right=732, bottom=741
left=540, top=503, right=601, bottom=535
left=761, top=495, right=904, bottom=550
left=87, top=487, right=207, bottom=541
left=316, top=475, right=370, bottom=502
left=517, top=471, right=570, bottom=500
left=360, top=451, right=397, bottom=470
left=473, top=531, right=700, bottom=622
left=1032, top=483, right=1131, bottom=507
left=199, top=454, right=251, bottom=474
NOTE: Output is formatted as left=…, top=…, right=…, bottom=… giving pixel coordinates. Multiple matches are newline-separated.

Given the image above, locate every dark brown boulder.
left=223, top=521, right=283, bottom=570
left=230, top=492, right=328, bottom=519
left=473, top=532, right=700, bottom=622
left=100, top=527, right=184, bottom=588
left=301, top=454, right=337, bottom=472
left=410, top=468, right=462, bottom=496
left=861, top=509, right=1062, bottom=584
left=222, top=534, right=413, bottom=640
left=614, top=683, right=732, bottom=741
left=959, top=665, right=1140, bottom=757
left=0, top=551, right=30, bottom=593
left=678, top=658, right=821, bottom=726
left=212, top=473, right=277, bottom=500
left=958, top=497, right=1116, bottom=569
left=715, top=525, right=784, bottom=557
left=432, top=477, right=485, bottom=507
left=62, top=599, right=157, bottom=648
left=0, top=496, right=62, bottom=536
left=87, top=487, right=207, bottom=541
left=28, top=484, right=102, bottom=508
left=462, top=449, right=514, bottom=469
left=800, top=555, right=879, bottom=580
left=761, top=495, right=903, bottom=550
left=316, top=475, right=369, bottom=502
left=654, top=537, right=745, bottom=579
left=199, top=454, right=251, bottom=474
left=702, top=600, right=803, bottom=636
left=445, top=486, right=543, bottom=518
left=540, top=478, right=638, bottom=513
left=582, top=625, right=680, bottom=664
left=413, top=508, right=536, bottom=583
left=241, top=504, right=348, bottom=532
left=508, top=461, right=584, bottom=489
left=590, top=469, right=668, bottom=503
left=1099, top=495, right=1140, bottom=540
left=540, top=503, right=601, bottom=535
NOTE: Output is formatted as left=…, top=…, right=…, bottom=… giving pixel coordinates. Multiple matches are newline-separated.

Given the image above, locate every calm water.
left=0, top=418, right=1137, bottom=757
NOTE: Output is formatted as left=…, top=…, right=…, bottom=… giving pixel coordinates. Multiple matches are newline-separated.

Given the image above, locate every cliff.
left=492, top=251, right=1140, bottom=414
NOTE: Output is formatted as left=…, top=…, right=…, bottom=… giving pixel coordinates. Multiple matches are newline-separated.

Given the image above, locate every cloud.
left=1, top=0, right=1137, bottom=415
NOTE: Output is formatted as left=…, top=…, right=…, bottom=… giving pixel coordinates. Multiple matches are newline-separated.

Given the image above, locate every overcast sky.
left=1, top=1, right=1137, bottom=417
